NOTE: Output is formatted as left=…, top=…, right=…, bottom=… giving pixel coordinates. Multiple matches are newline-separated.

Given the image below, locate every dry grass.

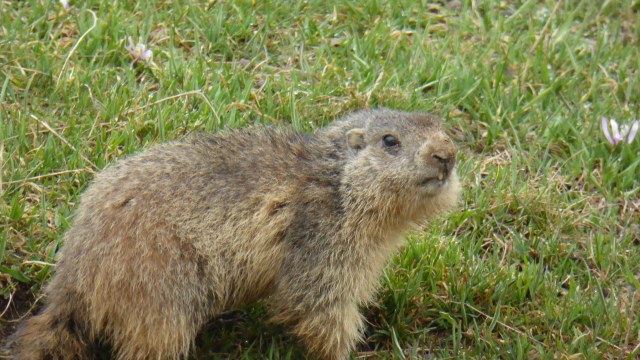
left=1, top=0, right=639, bottom=358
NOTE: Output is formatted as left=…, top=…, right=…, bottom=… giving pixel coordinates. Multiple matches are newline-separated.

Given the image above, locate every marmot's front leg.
left=288, top=302, right=364, bottom=360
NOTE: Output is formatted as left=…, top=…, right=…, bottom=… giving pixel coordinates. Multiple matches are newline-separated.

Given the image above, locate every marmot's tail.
left=5, top=298, right=90, bottom=360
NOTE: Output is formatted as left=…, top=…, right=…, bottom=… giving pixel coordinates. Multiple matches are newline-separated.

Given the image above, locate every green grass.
left=1, top=0, right=640, bottom=358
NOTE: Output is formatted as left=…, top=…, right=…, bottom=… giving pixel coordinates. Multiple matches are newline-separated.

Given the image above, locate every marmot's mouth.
left=419, top=176, right=448, bottom=188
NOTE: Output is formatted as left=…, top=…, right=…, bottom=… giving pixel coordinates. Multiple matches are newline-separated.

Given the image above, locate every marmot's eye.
left=383, top=134, right=400, bottom=147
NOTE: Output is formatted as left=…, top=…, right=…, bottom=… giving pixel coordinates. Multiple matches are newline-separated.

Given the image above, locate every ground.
left=1, top=0, right=639, bottom=359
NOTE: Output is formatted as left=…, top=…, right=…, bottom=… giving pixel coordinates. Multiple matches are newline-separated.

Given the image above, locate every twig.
left=85, top=84, right=105, bottom=139
left=0, top=142, right=4, bottom=194
left=454, top=301, right=544, bottom=345
left=0, top=292, right=12, bottom=319
left=21, top=260, right=57, bottom=268
left=365, top=71, right=385, bottom=104
left=31, top=115, right=97, bottom=170
left=595, top=336, right=622, bottom=351
left=356, top=350, right=391, bottom=358
left=624, top=290, right=638, bottom=348
left=632, top=340, right=640, bottom=355
left=57, top=9, right=98, bottom=85
left=124, top=90, right=221, bottom=126
left=4, top=294, right=45, bottom=323
left=228, top=102, right=280, bottom=124
left=3, top=169, right=92, bottom=185
left=529, top=0, right=563, bottom=53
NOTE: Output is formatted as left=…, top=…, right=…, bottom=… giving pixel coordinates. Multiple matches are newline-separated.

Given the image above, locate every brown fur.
left=7, top=109, right=460, bottom=359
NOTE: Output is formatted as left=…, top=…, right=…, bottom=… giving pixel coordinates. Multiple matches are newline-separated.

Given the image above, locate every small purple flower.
left=601, top=117, right=639, bottom=145
left=125, top=37, right=153, bottom=65
left=59, top=0, right=70, bottom=10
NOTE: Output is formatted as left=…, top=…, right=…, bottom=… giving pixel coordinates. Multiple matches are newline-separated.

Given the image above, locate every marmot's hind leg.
left=84, top=233, right=213, bottom=359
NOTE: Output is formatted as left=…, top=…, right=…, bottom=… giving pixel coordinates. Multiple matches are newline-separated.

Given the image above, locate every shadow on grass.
left=0, top=289, right=305, bottom=360
left=192, top=304, right=305, bottom=359
left=94, top=305, right=307, bottom=359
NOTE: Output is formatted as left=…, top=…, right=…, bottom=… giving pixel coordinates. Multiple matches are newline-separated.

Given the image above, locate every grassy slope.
left=1, top=0, right=639, bottom=358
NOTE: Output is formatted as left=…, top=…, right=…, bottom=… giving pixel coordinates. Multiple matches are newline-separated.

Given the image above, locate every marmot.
left=8, top=109, right=460, bottom=359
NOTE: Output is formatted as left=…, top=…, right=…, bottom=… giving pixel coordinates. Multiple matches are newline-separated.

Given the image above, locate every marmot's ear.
left=346, top=129, right=365, bottom=150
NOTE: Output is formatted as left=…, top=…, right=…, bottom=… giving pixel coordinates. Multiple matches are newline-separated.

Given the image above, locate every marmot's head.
left=337, top=109, right=460, bottom=226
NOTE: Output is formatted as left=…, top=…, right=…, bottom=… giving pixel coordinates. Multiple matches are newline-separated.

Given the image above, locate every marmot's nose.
left=432, top=151, right=454, bottom=171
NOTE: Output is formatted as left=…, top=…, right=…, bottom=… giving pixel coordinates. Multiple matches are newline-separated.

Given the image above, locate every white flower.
left=601, top=117, right=639, bottom=145
left=125, top=37, right=153, bottom=64
left=59, top=0, right=70, bottom=10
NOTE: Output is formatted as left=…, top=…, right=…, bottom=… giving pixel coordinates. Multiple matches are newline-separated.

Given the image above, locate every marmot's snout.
left=418, top=132, right=457, bottom=180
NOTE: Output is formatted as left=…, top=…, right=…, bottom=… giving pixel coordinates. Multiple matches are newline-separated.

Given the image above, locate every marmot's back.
left=84, top=127, right=336, bottom=217
left=62, top=126, right=344, bottom=307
